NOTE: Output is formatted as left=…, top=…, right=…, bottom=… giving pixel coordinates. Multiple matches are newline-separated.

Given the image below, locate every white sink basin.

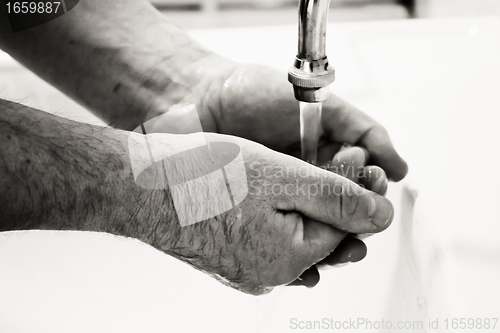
left=0, top=183, right=458, bottom=333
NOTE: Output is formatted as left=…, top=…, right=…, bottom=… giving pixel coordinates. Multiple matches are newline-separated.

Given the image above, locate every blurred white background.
left=152, top=0, right=500, bottom=29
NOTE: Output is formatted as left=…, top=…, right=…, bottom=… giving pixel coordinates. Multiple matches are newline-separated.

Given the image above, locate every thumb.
left=276, top=161, right=394, bottom=234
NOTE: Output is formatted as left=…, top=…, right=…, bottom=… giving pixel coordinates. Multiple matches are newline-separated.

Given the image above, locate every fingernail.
left=368, top=194, right=394, bottom=229
left=373, top=177, right=389, bottom=195
left=381, top=178, right=388, bottom=195
left=344, top=248, right=366, bottom=263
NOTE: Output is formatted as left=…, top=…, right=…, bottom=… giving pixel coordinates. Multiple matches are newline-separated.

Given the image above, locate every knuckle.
left=328, top=178, right=363, bottom=230
left=342, top=187, right=361, bottom=221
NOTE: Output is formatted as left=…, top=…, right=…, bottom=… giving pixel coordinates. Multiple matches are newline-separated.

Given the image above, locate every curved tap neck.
left=298, top=0, right=331, bottom=60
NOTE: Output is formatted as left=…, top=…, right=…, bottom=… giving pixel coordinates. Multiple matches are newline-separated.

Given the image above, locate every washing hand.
left=0, top=100, right=391, bottom=295
left=137, top=55, right=406, bottom=288
left=140, top=132, right=394, bottom=295
left=141, top=56, right=407, bottom=286
left=175, top=58, right=408, bottom=182
left=0, top=0, right=407, bottom=294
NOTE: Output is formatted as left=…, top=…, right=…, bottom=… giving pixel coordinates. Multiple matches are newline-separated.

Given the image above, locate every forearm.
left=0, top=0, right=216, bottom=130
left=0, top=98, right=176, bottom=243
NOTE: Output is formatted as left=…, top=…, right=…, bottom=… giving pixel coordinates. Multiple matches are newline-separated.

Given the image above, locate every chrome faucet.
left=288, top=0, right=335, bottom=103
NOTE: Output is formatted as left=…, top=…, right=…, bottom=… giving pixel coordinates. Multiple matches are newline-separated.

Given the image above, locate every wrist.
left=135, top=46, right=235, bottom=129
left=103, top=130, right=178, bottom=245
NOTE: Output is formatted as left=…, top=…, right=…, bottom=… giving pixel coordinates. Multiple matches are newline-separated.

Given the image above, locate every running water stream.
left=299, top=101, right=323, bottom=165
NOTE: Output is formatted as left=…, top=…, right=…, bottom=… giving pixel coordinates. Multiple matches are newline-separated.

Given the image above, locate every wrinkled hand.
left=147, top=56, right=407, bottom=180
left=191, top=58, right=408, bottom=181
left=144, top=133, right=394, bottom=295
left=146, top=57, right=407, bottom=292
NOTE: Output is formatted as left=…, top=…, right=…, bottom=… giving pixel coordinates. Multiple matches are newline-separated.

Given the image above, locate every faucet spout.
left=298, top=0, right=330, bottom=60
left=288, top=0, right=335, bottom=102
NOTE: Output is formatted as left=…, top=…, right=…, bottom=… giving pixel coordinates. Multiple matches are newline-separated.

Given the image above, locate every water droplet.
left=236, top=207, right=242, bottom=221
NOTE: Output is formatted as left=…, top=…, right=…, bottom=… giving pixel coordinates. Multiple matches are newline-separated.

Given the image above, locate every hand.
left=144, top=56, right=407, bottom=290
left=168, top=57, right=408, bottom=181
left=141, top=132, right=394, bottom=295
left=289, top=146, right=389, bottom=287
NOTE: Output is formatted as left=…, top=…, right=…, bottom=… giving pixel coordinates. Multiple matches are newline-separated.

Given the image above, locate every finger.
left=359, top=165, right=388, bottom=196
left=322, top=95, right=408, bottom=181
left=316, top=142, right=343, bottom=167
left=317, top=237, right=367, bottom=266
left=358, top=127, right=408, bottom=182
left=328, top=146, right=369, bottom=183
left=285, top=214, right=345, bottom=286
left=277, top=161, right=394, bottom=234
left=289, top=216, right=345, bottom=287
left=287, top=266, right=320, bottom=288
